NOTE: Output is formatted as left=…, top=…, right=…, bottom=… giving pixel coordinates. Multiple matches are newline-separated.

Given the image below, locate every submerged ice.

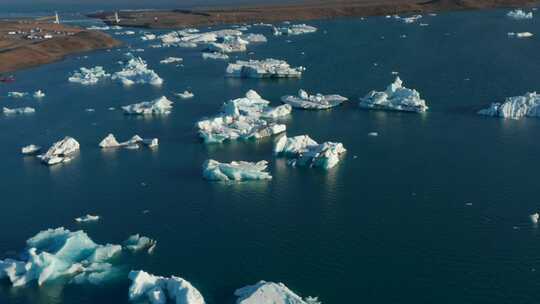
left=128, top=270, right=205, bottom=304
left=478, top=92, right=540, bottom=119
left=274, top=135, right=346, bottom=170
left=359, top=77, right=428, bottom=113
left=235, top=281, right=321, bottom=304
left=281, top=90, right=348, bottom=110
left=203, top=159, right=272, bottom=181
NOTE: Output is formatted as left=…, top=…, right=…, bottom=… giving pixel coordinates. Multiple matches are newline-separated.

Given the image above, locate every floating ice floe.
left=0, top=227, right=122, bottom=287
left=508, top=31, right=534, bottom=38
left=478, top=92, right=540, bottom=119
left=359, top=77, right=428, bottom=113
left=507, top=9, right=533, bottom=19
left=69, top=66, right=111, bottom=85
left=113, top=57, right=163, bottom=86
left=226, top=59, right=305, bottom=78
left=87, top=25, right=110, bottom=30
left=99, top=134, right=158, bottom=149
left=3, top=107, right=35, bottom=115
left=33, top=90, right=45, bottom=99
left=128, top=270, right=205, bottom=304
left=530, top=213, right=539, bottom=224
left=208, top=35, right=249, bottom=53
left=281, top=90, right=348, bottom=110
left=202, top=52, right=229, bottom=60
left=75, top=214, right=100, bottom=223
left=122, top=96, right=173, bottom=115
left=273, top=24, right=318, bottom=36
left=115, top=30, right=135, bottom=35
left=203, top=159, right=272, bottom=181
left=196, top=90, right=289, bottom=143
left=160, top=57, right=183, bottom=64
left=274, top=135, right=346, bottom=170
left=21, top=144, right=41, bottom=155
left=37, top=136, right=80, bottom=166
left=368, top=132, right=379, bottom=137
left=141, top=33, right=157, bottom=41
left=7, top=91, right=27, bottom=98
left=242, top=33, right=268, bottom=43
left=124, top=234, right=156, bottom=254
left=176, top=91, right=194, bottom=99
left=235, top=281, right=321, bottom=304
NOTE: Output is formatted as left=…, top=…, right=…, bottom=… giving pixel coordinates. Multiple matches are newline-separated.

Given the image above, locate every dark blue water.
left=1, top=8, right=540, bottom=304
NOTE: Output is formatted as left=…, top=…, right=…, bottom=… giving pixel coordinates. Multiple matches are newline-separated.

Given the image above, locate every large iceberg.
left=273, top=24, right=318, bottom=36
left=203, top=159, right=272, bottom=181
left=113, top=57, right=163, bottom=86
left=128, top=270, right=205, bottom=304
left=38, top=136, right=80, bottom=165
left=196, top=90, right=289, bottom=143
left=3, top=107, right=35, bottom=114
left=69, top=66, right=110, bottom=85
left=478, top=92, right=540, bottom=119
left=122, top=96, right=173, bottom=115
left=281, top=90, right=348, bottom=110
left=274, top=135, right=346, bottom=169
left=0, top=227, right=121, bottom=287
left=226, top=59, right=305, bottom=78
left=359, top=77, right=428, bottom=113
left=99, top=134, right=159, bottom=149
left=159, top=28, right=242, bottom=47
left=235, top=281, right=321, bottom=304
left=507, top=9, right=533, bottom=19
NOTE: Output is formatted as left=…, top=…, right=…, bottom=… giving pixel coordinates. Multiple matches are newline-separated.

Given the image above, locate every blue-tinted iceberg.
left=226, top=59, right=305, bottom=78
left=507, top=9, right=533, bottom=19
left=281, top=90, right=348, bottom=110
left=128, top=270, right=205, bottom=304
left=0, top=227, right=121, bottom=287
left=203, top=159, right=272, bottom=181
left=359, top=77, right=428, bottom=113
left=274, top=135, right=346, bottom=169
left=235, top=281, right=321, bottom=304
left=122, top=96, right=173, bottom=115
left=113, top=57, right=163, bottom=86
left=478, top=92, right=540, bottom=119
left=69, top=66, right=110, bottom=85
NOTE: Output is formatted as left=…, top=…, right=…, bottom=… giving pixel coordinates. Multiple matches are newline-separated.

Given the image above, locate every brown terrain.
left=89, top=0, right=540, bottom=29
left=0, top=19, right=120, bottom=74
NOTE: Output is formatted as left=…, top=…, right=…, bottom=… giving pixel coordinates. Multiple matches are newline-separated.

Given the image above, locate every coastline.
left=88, top=0, right=540, bottom=29
left=0, top=20, right=120, bottom=74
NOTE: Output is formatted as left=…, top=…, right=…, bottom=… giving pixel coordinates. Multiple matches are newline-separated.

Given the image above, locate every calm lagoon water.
left=1, top=8, right=540, bottom=304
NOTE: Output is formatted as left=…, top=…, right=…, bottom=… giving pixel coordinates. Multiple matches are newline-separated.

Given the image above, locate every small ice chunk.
left=75, top=214, right=100, bottom=223
left=128, top=270, right=205, bottom=304
left=273, top=24, right=317, bottom=36
left=507, top=9, right=533, bottom=19
left=359, top=77, right=428, bottom=113
left=124, top=234, right=157, bottom=253
left=203, top=159, right=272, bottom=181
left=122, top=96, right=173, bottom=115
left=274, top=135, right=346, bottom=170
left=99, top=133, right=157, bottom=149
left=99, top=134, right=122, bottom=148
left=3, top=107, right=35, bottom=114
left=113, top=57, right=163, bottom=86
left=242, top=33, right=267, bottom=43
left=281, top=89, right=348, bottom=110
left=368, top=132, right=379, bottom=137
left=21, top=144, right=41, bottom=155
left=69, top=66, right=110, bottom=85
left=141, top=33, right=156, bottom=40
left=160, top=57, right=183, bottom=64
left=33, top=90, right=45, bottom=99
left=38, top=136, right=80, bottom=166
left=202, top=52, right=229, bottom=60
left=478, top=92, right=540, bottom=119
left=531, top=213, right=539, bottom=224
left=235, top=280, right=321, bottom=304
left=226, top=59, right=304, bottom=78
left=7, top=91, right=28, bottom=98
left=176, top=91, right=194, bottom=99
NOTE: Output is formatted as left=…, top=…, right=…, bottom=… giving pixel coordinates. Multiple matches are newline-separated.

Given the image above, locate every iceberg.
left=401, top=15, right=423, bottom=23
left=160, top=57, right=183, bottom=64
left=141, top=33, right=157, bottom=41
left=203, top=159, right=272, bottom=181
left=21, top=144, right=41, bottom=155
left=202, top=52, right=229, bottom=60
left=226, top=59, right=305, bottom=78
left=75, top=214, right=100, bottom=223
left=3, top=107, right=35, bottom=115
left=99, top=134, right=158, bottom=149
left=273, top=24, right=318, bottom=36
left=69, top=66, right=111, bottom=85
left=530, top=213, right=539, bottom=224
left=235, top=281, right=321, bottom=304
left=208, top=36, right=249, bottom=53
left=122, top=96, right=173, bottom=115
left=176, top=91, right=194, bottom=99
left=478, top=92, right=540, bottom=119
left=33, top=90, right=46, bottom=99
left=113, top=57, right=163, bottom=86
left=38, top=136, right=80, bottom=166
left=274, top=135, right=346, bottom=169
left=128, top=270, right=205, bottom=304
left=242, top=33, right=268, bottom=43
left=359, top=77, right=428, bottom=113
left=124, top=234, right=156, bottom=254
left=281, top=90, right=348, bottom=110
left=507, top=9, right=533, bottom=19
left=0, top=227, right=121, bottom=287
left=7, top=91, right=28, bottom=98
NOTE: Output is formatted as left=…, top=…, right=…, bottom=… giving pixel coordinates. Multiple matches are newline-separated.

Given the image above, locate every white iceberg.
left=141, top=33, right=157, bottom=41
left=69, top=66, right=110, bottom=85
left=507, top=9, right=533, bottom=19
left=38, top=136, right=80, bottom=166
left=400, top=15, right=423, bottom=23
left=113, top=57, right=163, bottom=86
left=122, top=96, right=173, bottom=115
left=75, top=214, right=100, bottom=223
left=124, top=234, right=156, bottom=254
left=202, top=52, right=229, bottom=60
left=176, top=91, right=194, bottom=99
left=226, top=59, right=304, bottom=78
left=530, top=213, right=539, bottom=224
left=21, top=144, right=41, bottom=155
left=281, top=90, right=348, bottom=110
left=128, top=270, right=205, bottom=304
left=0, top=227, right=122, bottom=287
left=33, top=90, right=45, bottom=99
left=273, top=24, right=318, bottom=36
left=359, top=77, right=428, bottom=113
left=99, top=134, right=158, bottom=149
left=160, top=57, right=183, bottom=64
left=208, top=36, right=249, bottom=53
left=274, top=135, right=346, bottom=169
left=3, top=107, right=35, bottom=115
left=235, top=281, right=321, bottom=304
left=203, top=159, right=272, bottom=181
left=478, top=92, right=540, bottom=119
left=242, top=33, right=268, bottom=43
left=7, top=91, right=28, bottom=98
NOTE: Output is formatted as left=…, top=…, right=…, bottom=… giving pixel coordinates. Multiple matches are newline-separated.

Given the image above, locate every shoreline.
left=88, top=0, right=540, bottom=29
left=0, top=19, right=120, bottom=74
